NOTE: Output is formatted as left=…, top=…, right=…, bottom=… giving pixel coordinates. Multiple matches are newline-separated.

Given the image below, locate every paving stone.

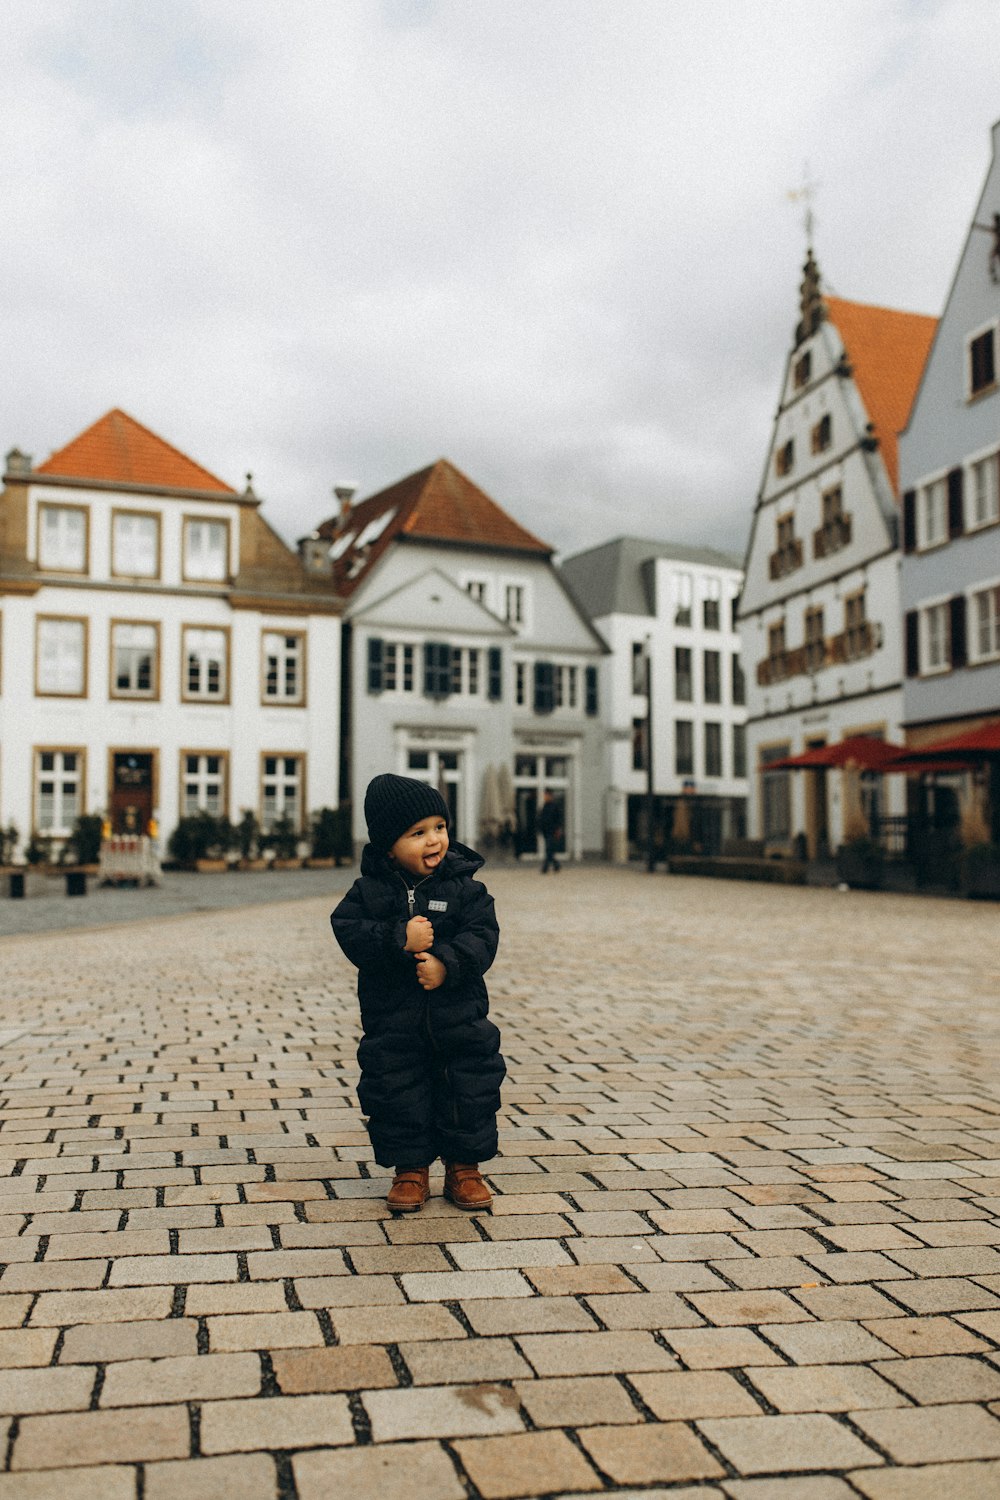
left=847, top=1459, right=1000, bottom=1498
left=59, top=1318, right=199, bottom=1364
left=293, top=1440, right=465, bottom=1500
left=363, top=1382, right=524, bottom=1441
left=517, top=1329, right=678, bottom=1375
left=30, top=1288, right=173, bottom=1325
left=514, top=1373, right=643, bottom=1427
left=745, top=1362, right=908, bottom=1412
left=700, top=1412, right=882, bottom=1473
left=0, top=1364, right=96, bottom=1415
left=0, top=1467, right=137, bottom=1499
left=464, top=1295, right=597, bottom=1336
left=791, top=1285, right=907, bottom=1321
left=579, top=1421, right=724, bottom=1484
left=885, top=1277, right=1000, bottom=1314
left=724, top=1480, right=858, bottom=1499
left=12, top=1404, right=190, bottom=1469
left=206, top=1311, right=325, bottom=1351
left=184, top=1282, right=289, bottom=1316
left=400, top=1269, right=534, bottom=1301
left=663, top=1326, right=788, bottom=1368
left=631, top=1369, right=762, bottom=1418
left=200, top=1392, right=354, bottom=1452
left=144, top=1453, right=278, bottom=1500
left=861, top=1315, right=991, bottom=1356
left=849, top=1403, right=1000, bottom=1463
left=330, top=1303, right=466, bottom=1344
left=0, top=1328, right=60, bottom=1367
left=400, top=1336, right=532, bottom=1385
left=583, top=1291, right=704, bottom=1329
left=271, top=1343, right=398, bottom=1393
left=454, top=1430, right=602, bottom=1497
left=100, top=1352, right=262, bottom=1406
left=764, top=1320, right=900, bottom=1364
left=527, top=1264, right=636, bottom=1296
left=294, top=1273, right=405, bottom=1307
left=872, top=1353, right=1000, bottom=1403
left=688, top=1290, right=813, bottom=1326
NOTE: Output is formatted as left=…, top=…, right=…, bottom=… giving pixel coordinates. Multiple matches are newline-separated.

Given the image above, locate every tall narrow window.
left=732, top=723, right=747, bottom=779
left=844, top=592, right=868, bottom=659
left=36, top=618, right=86, bottom=696
left=775, top=439, right=794, bottom=478
left=111, top=623, right=158, bottom=699
left=673, top=571, right=693, bottom=626
left=804, top=607, right=825, bottom=673
left=262, top=632, right=304, bottom=704
left=704, top=722, right=723, bottom=778
left=112, top=512, right=160, bottom=578
left=183, top=628, right=228, bottom=701
left=261, top=754, right=303, bottom=830
left=969, top=327, right=997, bottom=397
left=703, top=650, right=721, bottom=704
left=810, top=413, right=832, bottom=454
left=761, top=745, right=791, bottom=840
left=35, top=749, right=82, bottom=834
left=675, top=647, right=692, bottom=702
left=918, top=478, right=947, bottom=549
left=970, top=453, right=1000, bottom=528
left=182, top=753, right=227, bottom=816
left=731, top=654, right=746, bottom=705
left=184, top=518, right=229, bottom=581
left=38, top=504, right=87, bottom=572
left=923, top=602, right=950, bottom=672
left=702, top=577, right=721, bottom=630
left=631, top=641, right=646, bottom=695
left=632, top=717, right=647, bottom=772
left=675, top=720, right=694, bottom=777
left=972, top=585, right=1000, bottom=661
left=504, top=584, right=524, bottom=625
left=793, top=351, right=811, bottom=389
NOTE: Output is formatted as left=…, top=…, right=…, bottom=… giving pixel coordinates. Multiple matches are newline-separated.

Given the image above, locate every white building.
left=560, top=537, right=747, bottom=861
left=0, top=409, right=341, bottom=854
left=738, top=256, right=936, bottom=856
left=314, top=459, right=606, bottom=859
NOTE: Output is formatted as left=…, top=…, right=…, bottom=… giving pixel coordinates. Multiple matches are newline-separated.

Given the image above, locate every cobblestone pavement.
left=1, top=867, right=999, bottom=1499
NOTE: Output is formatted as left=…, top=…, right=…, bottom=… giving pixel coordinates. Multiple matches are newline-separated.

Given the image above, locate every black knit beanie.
left=364, top=773, right=450, bottom=855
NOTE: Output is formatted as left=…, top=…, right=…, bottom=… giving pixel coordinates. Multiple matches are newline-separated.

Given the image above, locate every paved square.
left=0, top=867, right=998, bottom=1496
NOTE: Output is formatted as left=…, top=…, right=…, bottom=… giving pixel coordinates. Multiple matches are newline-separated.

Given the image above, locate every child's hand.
left=414, top=952, right=446, bottom=990
left=404, top=916, right=434, bottom=953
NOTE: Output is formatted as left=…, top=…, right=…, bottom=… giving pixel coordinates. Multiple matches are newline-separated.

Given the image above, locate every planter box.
left=271, top=858, right=303, bottom=870
left=304, top=857, right=335, bottom=869
left=195, top=858, right=228, bottom=873
left=237, top=859, right=268, bottom=872
left=3, top=868, right=48, bottom=899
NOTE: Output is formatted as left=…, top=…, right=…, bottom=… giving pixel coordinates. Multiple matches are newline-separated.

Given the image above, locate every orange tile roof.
left=35, top=408, right=236, bottom=494
left=825, top=297, right=937, bottom=496
left=318, top=459, right=551, bottom=593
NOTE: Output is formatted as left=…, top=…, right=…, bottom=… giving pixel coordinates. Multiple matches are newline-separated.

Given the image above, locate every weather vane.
left=788, top=163, right=820, bottom=248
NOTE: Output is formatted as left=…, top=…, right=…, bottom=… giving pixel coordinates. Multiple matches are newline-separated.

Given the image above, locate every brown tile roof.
left=825, top=297, right=937, bottom=496
left=317, top=459, right=551, bottom=594
left=35, top=408, right=236, bottom=494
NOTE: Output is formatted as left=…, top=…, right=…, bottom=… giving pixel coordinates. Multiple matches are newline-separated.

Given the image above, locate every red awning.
left=897, top=722, right=1000, bottom=760
left=768, top=735, right=904, bottom=771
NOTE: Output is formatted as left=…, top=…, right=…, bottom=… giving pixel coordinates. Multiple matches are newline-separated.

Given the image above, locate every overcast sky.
left=1, top=1, right=997, bottom=561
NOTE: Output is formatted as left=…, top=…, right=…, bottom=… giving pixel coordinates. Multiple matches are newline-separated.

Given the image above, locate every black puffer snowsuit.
left=330, top=840, right=505, bottom=1168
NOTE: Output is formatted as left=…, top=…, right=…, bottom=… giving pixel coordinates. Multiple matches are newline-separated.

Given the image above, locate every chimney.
left=334, top=483, right=357, bottom=524
left=5, top=448, right=32, bottom=477
left=297, top=530, right=333, bottom=578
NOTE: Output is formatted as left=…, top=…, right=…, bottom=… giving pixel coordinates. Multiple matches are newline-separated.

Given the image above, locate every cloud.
left=1, top=0, right=997, bottom=563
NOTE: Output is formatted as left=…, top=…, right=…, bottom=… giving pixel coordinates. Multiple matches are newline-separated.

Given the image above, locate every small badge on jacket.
left=428, top=899, right=448, bottom=912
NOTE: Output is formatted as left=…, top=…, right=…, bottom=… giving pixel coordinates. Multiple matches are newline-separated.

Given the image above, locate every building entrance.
left=406, top=748, right=462, bottom=840
left=513, top=753, right=570, bottom=859
left=110, top=751, right=155, bottom=834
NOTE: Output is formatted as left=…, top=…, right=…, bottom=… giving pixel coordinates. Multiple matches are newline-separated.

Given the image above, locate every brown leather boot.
left=443, top=1163, right=492, bottom=1210
left=386, top=1167, right=430, bottom=1212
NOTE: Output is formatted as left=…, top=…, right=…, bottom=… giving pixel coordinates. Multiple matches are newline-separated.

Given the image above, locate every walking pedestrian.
left=537, top=789, right=562, bottom=873
left=331, top=774, right=506, bottom=1212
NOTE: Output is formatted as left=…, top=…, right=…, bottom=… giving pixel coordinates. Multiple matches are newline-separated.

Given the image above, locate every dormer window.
left=112, top=510, right=160, bottom=579
left=969, top=324, right=997, bottom=398
left=38, top=503, right=88, bottom=573
left=183, top=518, right=229, bottom=582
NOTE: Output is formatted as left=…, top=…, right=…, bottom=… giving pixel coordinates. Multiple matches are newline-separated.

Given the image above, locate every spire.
left=796, top=248, right=824, bottom=346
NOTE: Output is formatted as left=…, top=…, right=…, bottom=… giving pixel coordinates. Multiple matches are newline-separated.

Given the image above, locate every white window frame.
left=673, top=570, right=693, bottom=627
left=460, top=574, right=491, bottom=609
left=967, top=318, right=998, bottom=400
left=38, top=503, right=88, bottom=573
left=916, top=472, right=948, bottom=552
left=921, top=597, right=951, bottom=675
left=182, top=626, right=229, bottom=702
left=500, top=577, right=530, bottom=632
left=383, top=641, right=416, bottom=694
left=514, top=658, right=528, bottom=707
left=262, top=630, right=305, bottom=705
left=111, top=621, right=159, bottom=700
left=261, top=753, right=304, bottom=831
left=36, top=617, right=87, bottom=697
left=112, top=510, right=161, bottom=579
left=449, top=646, right=482, bottom=697
left=181, top=751, right=228, bottom=817
left=970, top=578, right=1000, bottom=664
left=183, top=516, right=230, bottom=582
left=966, top=444, right=1000, bottom=532
left=34, top=748, right=85, bottom=835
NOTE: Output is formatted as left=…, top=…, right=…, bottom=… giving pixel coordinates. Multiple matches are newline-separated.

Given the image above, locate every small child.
left=331, top=773, right=505, bottom=1211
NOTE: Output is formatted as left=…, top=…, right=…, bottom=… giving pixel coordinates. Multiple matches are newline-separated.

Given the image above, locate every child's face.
left=389, top=814, right=450, bottom=878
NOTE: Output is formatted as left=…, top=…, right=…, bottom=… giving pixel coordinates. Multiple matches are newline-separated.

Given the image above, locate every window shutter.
left=585, top=664, right=599, bottom=717
left=533, top=661, right=555, bottom=714
left=947, top=468, right=965, bottom=539
left=949, top=594, right=967, bottom=669
left=487, top=647, right=502, bottom=701
left=423, top=641, right=452, bottom=699
left=367, top=637, right=384, bottom=693
left=904, top=611, right=920, bottom=677
left=902, top=491, right=916, bottom=553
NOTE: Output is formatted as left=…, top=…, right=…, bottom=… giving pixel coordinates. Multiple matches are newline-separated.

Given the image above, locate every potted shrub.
left=307, top=805, right=352, bottom=867
left=836, top=810, right=884, bottom=890
left=960, top=842, right=1000, bottom=899
left=268, top=813, right=302, bottom=868
left=168, top=811, right=229, bottom=871
left=0, top=823, right=18, bottom=870
left=235, top=809, right=266, bottom=870
left=63, top=813, right=104, bottom=869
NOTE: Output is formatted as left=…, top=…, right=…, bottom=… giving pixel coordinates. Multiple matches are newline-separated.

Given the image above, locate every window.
left=465, top=579, right=488, bottom=604
left=488, top=647, right=503, bottom=701
left=183, top=627, right=228, bottom=701
left=38, top=504, right=87, bottom=573
left=675, top=720, right=694, bottom=777
left=704, top=722, right=723, bottom=777
left=732, top=723, right=747, bottom=780
left=804, top=606, right=825, bottom=673
left=923, top=601, right=951, bottom=672
left=504, top=584, right=524, bottom=626
left=703, top=650, right=721, bottom=703
left=770, top=514, right=802, bottom=579
left=918, top=478, right=948, bottom=550
left=632, top=717, right=647, bottom=772
left=969, top=326, right=997, bottom=397
left=631, top=641, right=646, bottom=695
left=423, top=642, right=453, bottom=698
left=673, top=571, right=693, bottom=626
left=551, top=663, right=578, bottom=709
left=702, top=577, right=721, bottom=630
left=793, top=351, right=811, bottom=390
left=36, top=617, right=86, bottom=696
left=35, top=749, right=83, bottom=835
left=585, top=664, right=599, bottom=717
left=183, top=518, right=229, bottom=582
left=675, top=647, right=692, bottom=702
left=261, top=754, right=303, bottom=830
left=969, top=453, right=1000, bottom=529
left=182, top=753, right=227, bottom=817
left=263, top=631, right=305, bottom=704
left=111, top=622, right=158, bottom=699
left=775, top=439, right=794, bottom=478
left=514, top=659, right=527, bottom=707
left=383, top=642, right=415, bottom=693
left=731, top=654, right=746, bottom=706
left=533, top=661, right=555, bottom=714
left=450, top=647, right=481, bottom=697
left=761, top=745, right=791, bottom=841
left=112, top=511, right=160, bottom=578
left=844, top=592, right=869, bottom=659
left=815, top=485, right=851, bottom=558
left=972, top=585, right=1000, bottom=662
left=810, top=413, right=832, bottom=454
